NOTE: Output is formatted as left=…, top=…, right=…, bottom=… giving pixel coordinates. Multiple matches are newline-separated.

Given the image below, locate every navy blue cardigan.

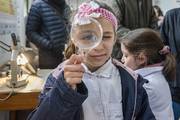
left=27, top=62, right=155, bottom=120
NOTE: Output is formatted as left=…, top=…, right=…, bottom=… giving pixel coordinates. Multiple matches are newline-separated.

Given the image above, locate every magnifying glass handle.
left=81, top=63, right=88, bottom=72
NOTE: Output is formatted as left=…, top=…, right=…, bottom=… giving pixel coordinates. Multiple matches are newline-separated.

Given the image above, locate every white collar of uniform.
left=92, top=58, right=114, bottom=78
left=135, top=66, right=163, bottom=77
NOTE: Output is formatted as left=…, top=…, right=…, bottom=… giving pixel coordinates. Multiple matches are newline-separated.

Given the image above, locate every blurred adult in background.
left=160, top=8, right=180, bottom=120
left=110, top=0, right=158, bottom=33
left=109, top=0, right=158, bottom=60
left=26, top=0, right=71, bottom=69
left=153, top=5, right=164, bottom=29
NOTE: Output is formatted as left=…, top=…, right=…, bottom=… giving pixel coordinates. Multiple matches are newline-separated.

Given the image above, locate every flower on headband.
left=79, top=1, right=100, bottom=11
left=78, top=1, right=100, bottom=18
left=74, top=1, right=101, bottom=25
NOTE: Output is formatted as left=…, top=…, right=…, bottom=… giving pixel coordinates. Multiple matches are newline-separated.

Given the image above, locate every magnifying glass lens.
left=71, top=18, right=103, bottom=50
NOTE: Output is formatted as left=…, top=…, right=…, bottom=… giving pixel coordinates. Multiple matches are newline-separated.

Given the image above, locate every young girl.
left=121, top=28, right=175, bottom=119
left=27, top=1, right=156, bottom=120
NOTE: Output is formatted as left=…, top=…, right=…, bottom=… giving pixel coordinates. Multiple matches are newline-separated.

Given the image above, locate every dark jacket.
left=160, top=8, right=180, bottom=102
left=110, top=0, right=158, bottom=60
left=110, top=0, right=158, bottom=32
left=27, top=60, right=155, bottom=120
left=26, top=0, right=71, bottom=69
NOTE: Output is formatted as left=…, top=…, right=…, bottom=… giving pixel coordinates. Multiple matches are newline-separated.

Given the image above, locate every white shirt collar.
left=135, top=66, right=163, bottom=77
left=92, top=58, right=114, bottom=78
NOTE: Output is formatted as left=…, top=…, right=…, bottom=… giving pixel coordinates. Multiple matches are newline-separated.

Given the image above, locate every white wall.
left=153, top=0, right=180, bottom=14
left=66, top=0, right=86, bottom=10
left=0, top=0, right=27, bottom=67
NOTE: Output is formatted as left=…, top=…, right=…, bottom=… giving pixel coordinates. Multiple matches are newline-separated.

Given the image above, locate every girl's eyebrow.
left=79, top=30, right=94, bottom=34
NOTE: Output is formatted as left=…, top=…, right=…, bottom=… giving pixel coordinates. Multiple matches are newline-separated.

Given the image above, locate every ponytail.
left=64, top=40, right=77, bottom=59
left=162, top=54, right=176, bottom=81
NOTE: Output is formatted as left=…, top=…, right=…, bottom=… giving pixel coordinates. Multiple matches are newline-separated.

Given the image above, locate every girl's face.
left=121, top=43, right=147, bottom=70
left=84, top=17, right=116, bottom=71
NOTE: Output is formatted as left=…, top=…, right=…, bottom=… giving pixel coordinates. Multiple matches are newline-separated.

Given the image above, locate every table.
left=0, top=69, right=52, bottom=120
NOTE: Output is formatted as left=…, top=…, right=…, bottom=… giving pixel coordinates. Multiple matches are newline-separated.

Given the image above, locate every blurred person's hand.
left=158, top=16, right=164, bottom=26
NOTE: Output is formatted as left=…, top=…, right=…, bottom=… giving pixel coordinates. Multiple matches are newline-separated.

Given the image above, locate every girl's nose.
left=93, top=41, right=104, bottom=51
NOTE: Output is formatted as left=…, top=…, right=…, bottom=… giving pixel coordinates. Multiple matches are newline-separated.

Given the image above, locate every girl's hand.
left=64, top=54, right=85, bottom=89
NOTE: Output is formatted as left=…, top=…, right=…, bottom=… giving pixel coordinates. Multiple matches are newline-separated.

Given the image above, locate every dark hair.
left=121, top=28, right=176, bottom=81
left=153, top=5, right=163, bottom=17
left=64, top=0, right=116, bottom=59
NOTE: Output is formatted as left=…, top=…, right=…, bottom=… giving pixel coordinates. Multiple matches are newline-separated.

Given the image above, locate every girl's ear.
left=136, top=52, right=147, bottom=67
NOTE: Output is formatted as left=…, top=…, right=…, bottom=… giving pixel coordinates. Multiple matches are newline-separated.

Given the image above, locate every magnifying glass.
left=71, top=17, right=103, bottom=52
left=70, top=17, right=103, bottom=72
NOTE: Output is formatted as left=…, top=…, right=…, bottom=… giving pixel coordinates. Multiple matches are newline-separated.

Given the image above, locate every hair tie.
left=159, top=46, right=170, bottom=55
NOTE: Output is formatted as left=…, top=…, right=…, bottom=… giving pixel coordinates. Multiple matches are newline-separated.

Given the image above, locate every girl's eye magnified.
left=81, top=33, right=96, bottom=41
